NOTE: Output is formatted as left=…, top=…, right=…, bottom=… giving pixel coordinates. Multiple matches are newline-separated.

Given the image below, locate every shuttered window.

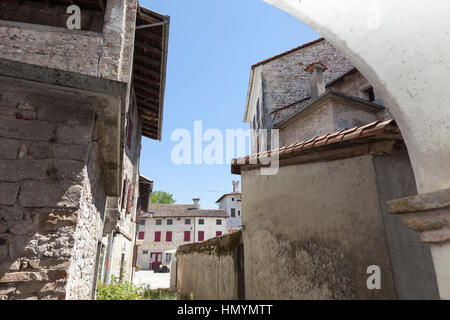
left=155, top=232, right=161, bottom=242
left=198, top=231, right=204, bottom=242
left=166, top=231, right=172, bottom=242
left=184, top=231, right=190, bottom=242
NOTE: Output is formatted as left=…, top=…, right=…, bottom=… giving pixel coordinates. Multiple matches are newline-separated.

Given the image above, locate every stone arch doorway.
left=264, top=0, right=450, bottom=299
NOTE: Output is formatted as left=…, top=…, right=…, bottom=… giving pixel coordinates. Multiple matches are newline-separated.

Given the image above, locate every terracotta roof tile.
left=231, top=119, right=401, bottom=174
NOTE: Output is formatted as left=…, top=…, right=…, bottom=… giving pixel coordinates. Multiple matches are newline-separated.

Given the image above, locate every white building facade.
left=136, top=199, right=227, bottom=270
left=216, top=181, right=242, bottom=230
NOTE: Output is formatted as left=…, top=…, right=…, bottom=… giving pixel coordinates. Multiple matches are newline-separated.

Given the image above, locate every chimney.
left=232, top=181, right=240, bottom=193
left=192, top=198, right=200, bottom=209
left=305, top=62, right=327, bottom=99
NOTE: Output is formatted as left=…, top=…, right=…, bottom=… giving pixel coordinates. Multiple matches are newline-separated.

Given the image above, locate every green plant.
left=96, top=275, right=144, bottom=300
left=96, top=275, right=181, bottom=300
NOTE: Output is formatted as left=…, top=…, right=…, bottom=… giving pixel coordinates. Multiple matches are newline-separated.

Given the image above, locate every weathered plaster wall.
left=176, top=231, right=244, bottom=300
left=372, top=153, right=439, bottom=299
left=0, top=78, right=106, bottom=300
left=241, top=155, right=397, bottom=300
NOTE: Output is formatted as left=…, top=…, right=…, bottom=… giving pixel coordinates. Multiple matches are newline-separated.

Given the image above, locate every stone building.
left=231, top=39, right=440, bottom=299
left=136, top=199, right=227, bottom=270
left=0, top=0, right=169, bottom=300
left=216, top=181, right=242, bottom=230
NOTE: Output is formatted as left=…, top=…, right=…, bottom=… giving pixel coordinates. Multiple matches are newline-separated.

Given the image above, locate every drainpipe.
left=104, top=230, right=115, bottom=284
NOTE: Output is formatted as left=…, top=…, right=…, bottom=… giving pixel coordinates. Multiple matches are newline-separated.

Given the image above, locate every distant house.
left=216, top=181, right=242, bottom=230
left=136, top=199, right=227, bottom=270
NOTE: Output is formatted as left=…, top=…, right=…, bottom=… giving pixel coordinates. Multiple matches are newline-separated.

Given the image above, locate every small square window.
left=167, top=219, right=173, bottom=225
left=156, top=219, right=162, bottom=225
left=198, top=219, right=204, bottom=225
left=232, top=198, right=235, bottom=201
left=216, top=219, right=222, bottom=225
left=139, top=220, right=145, bottom=226
left=185, top=219, right=191, bottom=225
left=142, top=250, right=148, bottom=255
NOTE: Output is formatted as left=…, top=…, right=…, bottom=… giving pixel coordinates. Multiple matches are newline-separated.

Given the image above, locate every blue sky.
left=139, top=0, right=319, bottom=208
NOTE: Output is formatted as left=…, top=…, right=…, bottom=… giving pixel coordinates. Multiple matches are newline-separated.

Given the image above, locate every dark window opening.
left=216, top=219, right=222, bottom=225
left=231, top=208, right=236, bottom=218
left=185, top=219, right=191, bottom=225
left=0, top=0, right=106, bottom=32
left=362, top=87, right=375, bottom=102
left=167, top=219, right=173, bottom=225
left=156, top=219, right=162, bottom=225
left=198, top=219, right=204, bottom=225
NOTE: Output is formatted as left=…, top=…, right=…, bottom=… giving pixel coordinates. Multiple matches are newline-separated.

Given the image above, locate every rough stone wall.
left=0, top=21, right=104, bottom=77
left=0, top=0, right=131, bottom=81
left=261, top=40, right=354, bottom=112
left=241, top=155, right=397, bottom=300
left=65, top=126, right=105, bottom=300
left=176, top=231, right=244, bottom=300
left=279, top=102, right=335, bottom=146
left=328, top=71, right=371, bottom=98
left=0, top=78, right=105, bottom=300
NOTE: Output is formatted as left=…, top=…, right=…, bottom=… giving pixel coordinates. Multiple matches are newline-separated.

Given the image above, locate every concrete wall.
left=176, top=231, right=244, bottom=300
left=241, top=155, right=396, bottom=300
left=372, top=153, right=440, bottom=299
left=240, top=151, right=439, bottom=299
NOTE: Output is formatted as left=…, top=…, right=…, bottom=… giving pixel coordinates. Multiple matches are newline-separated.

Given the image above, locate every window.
left=216, top=219, right=222, bottom=225
left=198, top=219, right=204, bottom=225
left=184, top=231, right=191, bottom=242
left=139, top=220, right=145, bottom=226
left=142, top=250, right=148, bottom=255
left=166, top=231, right=172, bottom=242
left=154, top=232, right=161, bottom=242
left=126, top=114, right=133, bottom=150
left=165, top=253, right=172, bottom=264
left=231, top=208, right=236, bottom=218
left=126, top=183, right=134, bottom=214
left=256, top=99, right=261, bottom=123
left=362, top=87, right=375, bottom=102
left=198, top=231, right=205, bottom=242
left=185, top=219, right=191, bottom=225
left=138, top=232, right=145, bottom=240
left=232, top=198, right=235, bottom=201
left=238, top=210, right=241, bottom=216
left=167, top=219, right=173, bottom=225
left=216, top=231, right=222, bottom=237
left=156, top=219, right=162, bottom=225
left=121, top=177, right=128, bottom=210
